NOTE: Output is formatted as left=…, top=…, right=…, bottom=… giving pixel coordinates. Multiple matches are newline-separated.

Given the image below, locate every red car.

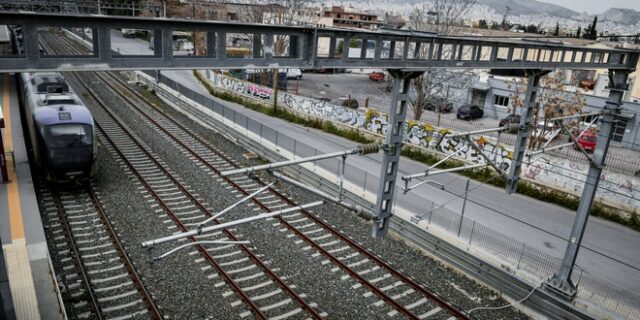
left=369, top=72, right=385, bottom=81
left=576, top=131, right=597, bottom=152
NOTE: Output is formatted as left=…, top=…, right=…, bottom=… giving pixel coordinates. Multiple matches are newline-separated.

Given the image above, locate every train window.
left=44, top=124, right=92, bottom=148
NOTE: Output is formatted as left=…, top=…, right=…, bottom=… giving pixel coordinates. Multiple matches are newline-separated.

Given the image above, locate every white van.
left=285, top=69, right=302, bottom=80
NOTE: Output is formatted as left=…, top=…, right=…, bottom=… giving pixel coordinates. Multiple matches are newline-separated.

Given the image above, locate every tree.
left=478, top=19, right=488, bottom=29
left=525, top=24, right=538, bottom=33
left=406, top=0, right=476, bottom=120
left=534, top=70, right=585, bottom=149
left=576, top=26, right=581, bottom=38
left=584, top=16, right=598, bottom=40
left=554, top=23, right=559, bottom=36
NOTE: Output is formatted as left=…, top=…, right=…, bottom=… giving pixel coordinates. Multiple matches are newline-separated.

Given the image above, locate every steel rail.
left=97, top=69, right=472, bottom=320
left=83, top=72, right=326, bottom=320
left=86, top=186, right=164, bottom=319
left=90, top=118, right=269, bottom=320
left=41, top=32, right=268, bottom=317
left=50, top=41, right=323, bottom=317
left=49, top=187, right=103, bottom=320
left=38, top=34, right=167, bottom=320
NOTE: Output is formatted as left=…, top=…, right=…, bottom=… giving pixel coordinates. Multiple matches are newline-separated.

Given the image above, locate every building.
left=465, top=73, right=640, bottom=150
left=323, top=6, right=383, bottom=30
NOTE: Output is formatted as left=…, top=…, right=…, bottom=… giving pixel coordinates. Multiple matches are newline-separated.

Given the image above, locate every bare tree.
left=508, top=71, right=586, bottom=149
left=407, top=0, right=476, bottom=120
left=532, top=70, right=586, bottom=149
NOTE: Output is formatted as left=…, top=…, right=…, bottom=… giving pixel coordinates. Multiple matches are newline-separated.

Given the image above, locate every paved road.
left=104, top=30, right=640, bottom=294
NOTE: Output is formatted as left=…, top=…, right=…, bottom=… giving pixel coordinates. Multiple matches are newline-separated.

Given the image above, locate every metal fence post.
left=363, top=171, right=367, bottom=193
left=313, top=148, right=317, bottom=170
left=458, top=179, right=470, bottom=237
left=517, top=242, right=526, bottom=269
left=468, top=221, right=476, bottom=245
left=293, top=140, right=297, bottom=159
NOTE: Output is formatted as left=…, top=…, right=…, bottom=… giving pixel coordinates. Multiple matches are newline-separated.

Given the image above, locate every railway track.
left=43, top=31, right=327, bottom=320
left=96, top=71, right=470, bottom=320
left=46, top=29, right=473, bottom=319
left=38, top=182, right=162, bottom=320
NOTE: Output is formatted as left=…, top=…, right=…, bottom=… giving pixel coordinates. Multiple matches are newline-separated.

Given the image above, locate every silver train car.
left=20, top=72, right=97, bottom=182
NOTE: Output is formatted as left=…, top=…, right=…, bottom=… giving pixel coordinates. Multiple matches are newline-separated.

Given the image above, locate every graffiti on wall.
left=521, top=157, right=640, bottom=209
left=212, top=73, right=274, bottom=101
left=279, top=92, right=366, bottom=127
left=207, top=72, right=640, bottom=210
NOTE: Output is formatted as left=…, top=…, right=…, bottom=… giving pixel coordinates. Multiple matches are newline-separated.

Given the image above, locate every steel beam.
left=0, top=12, right=638, bottom=72
left=220, top=144, right=379, bottom=177
left=546, top=69, right=630, bottom=299
left=372, top=70, right=423, bottom=238
left=506, top=70, right=548, bottom=194
left=141, top=201, right=324, bottom=248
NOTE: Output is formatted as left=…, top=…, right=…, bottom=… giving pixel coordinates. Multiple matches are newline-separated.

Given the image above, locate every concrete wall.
left=203, top=70, right=640, bottom=212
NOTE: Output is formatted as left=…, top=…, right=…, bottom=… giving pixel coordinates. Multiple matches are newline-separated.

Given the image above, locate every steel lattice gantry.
left=0, top=12, right=638, bottom=72
left=1, top=11, right=639, bottom=301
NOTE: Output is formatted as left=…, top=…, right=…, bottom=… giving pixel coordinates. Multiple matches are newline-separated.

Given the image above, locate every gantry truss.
left=0, top=11, right=637, bottom=72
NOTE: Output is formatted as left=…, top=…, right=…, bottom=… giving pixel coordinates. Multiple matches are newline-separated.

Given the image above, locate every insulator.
left=357, top=143, right=380, bottom=155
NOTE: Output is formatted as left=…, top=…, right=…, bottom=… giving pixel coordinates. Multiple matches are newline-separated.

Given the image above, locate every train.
left=19, top=72, right=97, bottom=182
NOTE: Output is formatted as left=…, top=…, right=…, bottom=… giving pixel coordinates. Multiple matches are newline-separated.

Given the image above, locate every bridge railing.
left=0, top=12, right=638, bottom=72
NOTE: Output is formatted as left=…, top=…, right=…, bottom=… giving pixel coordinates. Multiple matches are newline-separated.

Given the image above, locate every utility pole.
left=506, top=70, right=547, bottom=194
left=372, top=70, right=423, bottom=237
left=546, top=68, right=630, bottom=299
left=501, top=6, right=510, bottom=30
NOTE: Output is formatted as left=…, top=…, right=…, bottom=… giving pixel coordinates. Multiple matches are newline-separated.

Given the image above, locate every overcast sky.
left=537, top=0, right=640, bottom=14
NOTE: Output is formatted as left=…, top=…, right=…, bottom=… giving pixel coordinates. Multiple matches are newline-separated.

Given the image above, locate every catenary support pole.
left=506, top=70, right=547, bottom=194
left=546, top=69, right=630, bottom=298
left=372, top=70, right=423, bottom=238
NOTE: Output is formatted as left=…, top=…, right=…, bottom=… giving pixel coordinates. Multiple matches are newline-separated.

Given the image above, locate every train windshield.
left=44, top=124, right=92, bottom=148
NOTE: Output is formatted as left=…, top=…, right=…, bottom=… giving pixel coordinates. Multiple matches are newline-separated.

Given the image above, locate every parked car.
left=285, top=68, right=302, bottom=80
left=531, top=121, right=561, bottom=142
left=569, top=121, right=599, bottom=140
left=499, top=114, right=521, bottom=133
left=456, top=104, right=483, bottom=120
left=369, top=72, right=385, bottom=81
left=425, top=98, right=453, bottom=113
left=575, top=130, right=597, bottom=152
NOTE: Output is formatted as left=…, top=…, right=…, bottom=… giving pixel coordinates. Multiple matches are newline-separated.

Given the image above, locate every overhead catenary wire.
left=410, top=172, right=640, bottom=273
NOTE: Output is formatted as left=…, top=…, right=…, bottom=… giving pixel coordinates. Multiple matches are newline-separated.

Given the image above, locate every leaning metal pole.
left=546, top=69, right=630, bottom=298
left=505, top=70, right=546, bottom=194
left=372, top=70, right=423, bottom=238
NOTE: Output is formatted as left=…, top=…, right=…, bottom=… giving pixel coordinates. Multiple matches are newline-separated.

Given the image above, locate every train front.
left=36, top=103, right=96, bottom=182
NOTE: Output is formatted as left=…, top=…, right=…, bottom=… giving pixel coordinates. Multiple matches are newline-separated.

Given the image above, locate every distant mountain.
left=322, top=0, right=579, bottom=19
left=475, top=0, right=578, bottom=19
left=596, top=8, right=640, bottom=25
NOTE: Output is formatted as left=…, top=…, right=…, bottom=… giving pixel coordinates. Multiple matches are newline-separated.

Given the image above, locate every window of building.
left=612, top=119, right=628, bottom=143
left=493, top=94, right=510, bottom=107
left=472, top=90, right=487, bottom=107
